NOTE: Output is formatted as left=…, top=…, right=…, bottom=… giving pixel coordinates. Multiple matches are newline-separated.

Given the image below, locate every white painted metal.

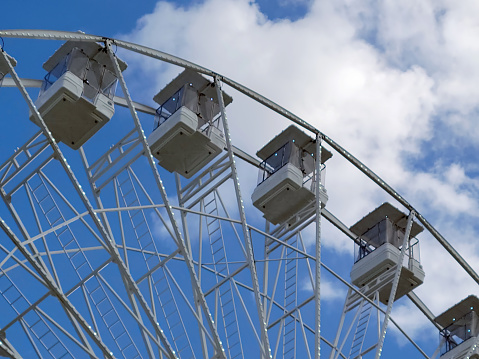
left=0, top=30, right=475, bottom=359
left=314, top=134, right=323, bottom=359
left=214, top=75, right=271, bottom=358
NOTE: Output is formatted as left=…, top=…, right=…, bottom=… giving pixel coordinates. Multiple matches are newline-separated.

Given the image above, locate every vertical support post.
left=376, top=292, right=381, bottom=342
left=315, top=134, right=323, bottom=359
left=214, top=75, right=271, bottom=358
left=105, top=40, right=225, bottom=358
left=262, top=221, right=270, bottom=318
left=374, top=210, right=416, bottom=358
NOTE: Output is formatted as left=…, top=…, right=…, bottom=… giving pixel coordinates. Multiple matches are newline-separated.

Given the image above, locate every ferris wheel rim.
left=0, top=28, right=477, bottom=358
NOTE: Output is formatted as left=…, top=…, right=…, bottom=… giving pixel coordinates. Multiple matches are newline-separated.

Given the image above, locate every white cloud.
left=301, top=275, right=346, bottom=301
left=390, top=300, right=437, bottom=345
left=367, top=0, right=479, bottom=140
left=118, top=0, right=479, bottom=349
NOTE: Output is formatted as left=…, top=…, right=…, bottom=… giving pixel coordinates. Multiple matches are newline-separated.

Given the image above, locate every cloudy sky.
left=3, top=0, right=479, bottom=358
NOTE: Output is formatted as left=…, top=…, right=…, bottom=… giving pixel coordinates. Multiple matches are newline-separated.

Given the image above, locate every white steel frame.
left=0, top=29, right=476, bottom=359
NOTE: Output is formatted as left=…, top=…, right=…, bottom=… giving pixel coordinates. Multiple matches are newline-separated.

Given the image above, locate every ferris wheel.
left=0, top=29, right=477, bottom=359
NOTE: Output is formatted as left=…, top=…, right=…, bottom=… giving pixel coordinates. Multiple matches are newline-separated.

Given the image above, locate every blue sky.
left=1, top=0, right=310, bottom=34
left=2, top=0, right=479, bottom=358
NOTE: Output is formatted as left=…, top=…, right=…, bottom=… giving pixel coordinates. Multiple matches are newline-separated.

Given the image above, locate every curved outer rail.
left=1, top=27, right=477, bottom=324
